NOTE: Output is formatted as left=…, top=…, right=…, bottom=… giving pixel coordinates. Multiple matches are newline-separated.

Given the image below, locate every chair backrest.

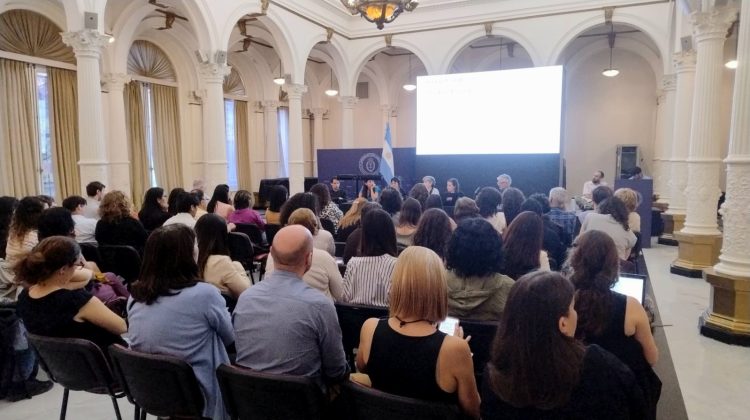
left=227, top=232, right=254, bottom=269
left=459, top=319, right=499, bottom=384
left=108, top=344, right=205, bottom=418
left=334, top=241, right=346, bottom=258
left=97, top=245, right=142, bottom=285
left=334, top=302, right=389, bottom=369
left=79, top=242, right=100, bottom=265
left=343, top=381, right=461, bottom=420
left=320, top=218, right=336, bottom=236
left=265, top=224, right=281, bottom=246
left=234, top=223, right=265, bottom=246
left=26, top=334, right=116, bottom=393
left=216, top=364, right=324, bottom=420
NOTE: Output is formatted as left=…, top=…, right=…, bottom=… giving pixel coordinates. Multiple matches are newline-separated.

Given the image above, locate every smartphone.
left=438, top=316, right=459, bottom=336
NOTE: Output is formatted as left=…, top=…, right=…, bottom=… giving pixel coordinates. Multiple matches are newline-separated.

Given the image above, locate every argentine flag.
left=380, top=122, right=395, bottom=183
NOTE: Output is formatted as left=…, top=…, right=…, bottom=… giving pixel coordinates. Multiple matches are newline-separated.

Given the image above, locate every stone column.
left=198, top=62, right=230, bottom=193
left=287, top=84, right=308, bottom=194
left=654, top=74, right=676, bottom=204
left=61, top=30, right=111, bottom=192
left=672, top=7, right=737, bottom=277
left=101, top=73, right=131, bottom=195
left=310, top=108, right=326, bottom=176
left=340, top=96, right=358, bottom=148
left=700, top=0, right=750, bottom=346
left=660, top=51, right=697, bottom=245
left=263, top=101, right=280, bottom=179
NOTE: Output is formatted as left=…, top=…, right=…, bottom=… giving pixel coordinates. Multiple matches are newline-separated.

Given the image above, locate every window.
left=35, top=66, right=55, bottom=198
left=224, top=99, right=238, bottom=190
left=278, top=107, right=289, bottom=177
left=143, top=83, right=158, bottom=187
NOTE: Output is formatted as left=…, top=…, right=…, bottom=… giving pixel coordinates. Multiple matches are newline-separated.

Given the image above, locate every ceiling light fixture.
left=403, top=54, right=416, bottom=91
left=602, top=25, right=619, bottom=77
left=273, top=59, right=285, bottom=85
left=340, top=0, right=419, bottom=30
left=325, top=68, right=339, bottom=96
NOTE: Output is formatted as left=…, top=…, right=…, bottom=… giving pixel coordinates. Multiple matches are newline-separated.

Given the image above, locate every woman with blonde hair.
left=336, top=197, right=366, bottom=242
left=614, top=188, right=641, bottom=233
left=94, top=191, right=148, bottom=253
left=356, top=246, right=480, bottom=418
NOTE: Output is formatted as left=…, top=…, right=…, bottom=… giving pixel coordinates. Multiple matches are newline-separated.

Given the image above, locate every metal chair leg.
left=111, top=396, right=123, bottom=420
left=59, top=388, right=69, bottom=420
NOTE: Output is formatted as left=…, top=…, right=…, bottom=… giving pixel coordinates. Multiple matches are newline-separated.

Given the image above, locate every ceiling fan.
left=148, top=0, right=169, bottom=9
left=235, top=37, right=253, bottom=52
left=154, top=9, right=188, bottom=30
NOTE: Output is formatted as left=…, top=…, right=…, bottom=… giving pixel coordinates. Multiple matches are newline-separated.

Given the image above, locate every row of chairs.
left=28, top=334, right=463, bottom=420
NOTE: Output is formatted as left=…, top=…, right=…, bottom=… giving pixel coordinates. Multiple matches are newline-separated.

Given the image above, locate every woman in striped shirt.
left=341, top=209, right=398, bottom=307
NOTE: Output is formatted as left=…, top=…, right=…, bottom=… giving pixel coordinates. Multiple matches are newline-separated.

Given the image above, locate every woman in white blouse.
left=195, top=214, right=251, bottom=300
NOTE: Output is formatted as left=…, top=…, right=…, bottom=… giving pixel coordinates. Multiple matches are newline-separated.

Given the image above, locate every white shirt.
left=582, top=180, right=608, bottom=199
left=266, top=248, right=343, bottom=300
left=72, top=214, right=98, bottom=243
left=163, top=212, right=197, bottom=229
left=83, top=197, right=100, bottom=219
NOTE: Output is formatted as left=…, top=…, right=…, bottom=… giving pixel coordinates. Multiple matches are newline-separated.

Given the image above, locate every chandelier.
left=340, top=1, right=419, bottom=30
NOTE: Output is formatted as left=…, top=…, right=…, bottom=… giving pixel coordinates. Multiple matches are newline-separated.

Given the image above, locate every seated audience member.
left=95, top=191, right=149, bottom=254
left=0, top=196, right=20, bottom=259
left=445, top=218, right=514, bottom=321
left=521, top=199, right=568, bottom=271
left=578, top=185, right=614, bottom=224
left=359, top=179, right=381, bottom=202
left=422, top=176, right=441, bottom=196
left=379, top=187, right=403, bottom=221
left=337, top=198, right=366, bottom=242
left=166, top=187, right=186, bottom=216
left=443, top=178, right=463, bottom=206
left=138, top=187, right=170, bottom=231
left=342, top=202, right=381, bottom=264
left=227, top=190, right=265, bottom=230
left=233, top=225, right=349, bottom=389
left=452, top=197, right=480, bottom=223
left=342, top=209, right=398, bottom=307
left=529, top=192, right=572, bottom=246
left=408, top=183, right=429, bottom=208
left=502, top=211, right=549, bottom=280
left=500, top=187, right=525, bottom=225
left=356, top=246, right=480, bottom=418
left=4, top=197, right=44, bottom=267
left=548, top=187, right=580, bottom=240
left=163, top=191, right=199, bottom=229
left=280, top=192, right=334, bottom=255
left=413, top=208, right=453, bottom=260
left=195, top=214, right=251, bottom=300
left=496, top=173, right=512, bottom=193
left=395, top=197, right=421, bottom=246
left=191, top=189, right=209, bottom=220
left=569, top=231, right=660, bottom=418
left=207, top=184, right=235, bottom=220
left=330, top=176, right=347, bottom=204
left=311, top=183, right=343, bottom=230
left=83, top=181, right=105, bottom=219
left=36, top=207, right=103, bottom=278
left=582, top=170, right=608, bottom=200
left=37, top=195, right=55, bottom=209
left=62, top=195, right=98, bottom=243
left=579, top=197, right=637, bottom=261
left=128, top=224, right=234, bottom=420
left=481, top=271, right=646, bottom=419
left=266, top=209, right=343, bottom=300
left=265, top=185, right=288, bottom=225
left=15, top=236, right=127, bottom=354
left=615, top=188, right=641, bottom=233
left=477, top=187, right=506, bottom=235
left=424, top=194, right=444, bottom=210
left=390, top=177, right=407, bottom=198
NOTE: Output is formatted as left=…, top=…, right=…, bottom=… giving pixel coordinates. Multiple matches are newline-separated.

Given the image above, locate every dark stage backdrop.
left=317, top=148, right=417, bottom=198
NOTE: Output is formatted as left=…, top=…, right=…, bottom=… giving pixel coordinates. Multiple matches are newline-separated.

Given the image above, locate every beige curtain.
left=48, top=67, right=80, bottom=201
left=234, top=100, right=251, bottom=189
left=0, top=59, right=40, bottom=196
left=125, top=81, right=149, bottom=208
left=151, top=84, right=182, bottom=191
left=128, top=40, right=176, bottom=81
left=0, top=10, right=75, bottom=64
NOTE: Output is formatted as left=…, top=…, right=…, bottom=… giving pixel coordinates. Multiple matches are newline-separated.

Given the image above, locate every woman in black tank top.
left=355, top=246, right=480, bottom=419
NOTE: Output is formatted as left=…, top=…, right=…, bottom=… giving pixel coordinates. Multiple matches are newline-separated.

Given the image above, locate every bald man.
left=233, top=225, right=349, bottom=389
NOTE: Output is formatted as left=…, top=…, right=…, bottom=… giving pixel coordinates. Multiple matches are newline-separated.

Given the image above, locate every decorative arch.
left=227, top=54, right=263, bottom=100
left=562, top=36, right=663, bottom=87
left=300, top=35, right=352, bottom=100
left=360, top=61, right=390, bottom=106
left=439, top=25, right=542, bottom=74
left=0, top=9, right=75, bottom=63
left=348, top=39, right=433, bottom=96
left=0, top=1, right=67, bottom=31
left=128, top=40, right=176, bottom=81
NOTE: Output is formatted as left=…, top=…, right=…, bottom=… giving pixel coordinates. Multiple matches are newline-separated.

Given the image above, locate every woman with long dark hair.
left=500, top=187, right=525, bottom=226
left=481, top=271, right=646, bottom=419
left=311, top=183, right=343, bottom=229
left=579, top=197, right=637, bottom=261
left=408, top=183, right=429, bottom=208
left=207, top=184, right=234, bottom=220
left=138, top=187, right=170, bottom=231
left=5, top=196, right=44, bottom=266
left=265, top=185, right=288, bottom=225
left=413, top=208, right=453, bottom=260
left=0, top=196, right=19, bottom=259
left=501, top=211, right=549, bottom=280
left=128, top=224, right=234, bottom=420
left=443, top=178, right=463, bottom=206
left=167, top=187, right=186, bottom=216
left=195, top=214, right=251, bottom=299
left=396, top=197, right=421, bottom=246
left=477, top=187, right=506, bottom=234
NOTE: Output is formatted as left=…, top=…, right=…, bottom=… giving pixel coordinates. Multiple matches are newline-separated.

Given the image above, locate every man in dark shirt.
left=330, top=176, right=347, bottom=204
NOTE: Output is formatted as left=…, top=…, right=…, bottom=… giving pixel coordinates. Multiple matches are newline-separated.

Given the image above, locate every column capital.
left=310, top=107, right=328, bottom=117
left=61, top=30, right=111, bottom=59
left=262, top=100, right=279, bottom=111
left=286, top=84, right=308, bottom=100
left=101, top=73, right=131, bottom=92
left=198, top=62, right=231, bottom=83
left=673, top=50, right=697, bottom=73
left=661, top=74, right=677, bottom=91
left=339, top=96, right=358, bottom=108
left=690, top=7, right=738, bottom=43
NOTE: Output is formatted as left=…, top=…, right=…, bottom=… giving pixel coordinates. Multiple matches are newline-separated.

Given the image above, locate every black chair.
left=265, top=224, right=281, bottom=246
left=216, top=364, right=324, bottom=420
left=26, top=334, right=129, bottom=420
left=627, top=231, right=644, bottom=274
left=459, top=319, right=499, bottom=385
left=334, top=241, right=346, bottom=258
left=320, top=218, right=336, bottom=236
left=79, top=242, right=100, bottom=265
left=228, top=232, right=256, bottom=283
left=334, top=303, right=389, bottom=370
left=343, top=381, right=462, bottom=420
left=109, top=344, right=205, bottom=420
left=233, top=224, right=270, bottom=281
left=98, top=245, right=142, bottom=286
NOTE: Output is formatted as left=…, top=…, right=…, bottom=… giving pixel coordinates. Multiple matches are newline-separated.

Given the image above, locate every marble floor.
left=1, top=242, right=749, bottom=419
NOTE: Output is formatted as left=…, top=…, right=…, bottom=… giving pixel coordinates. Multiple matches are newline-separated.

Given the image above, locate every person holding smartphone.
left=355, top=246, right=480, bottom=419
